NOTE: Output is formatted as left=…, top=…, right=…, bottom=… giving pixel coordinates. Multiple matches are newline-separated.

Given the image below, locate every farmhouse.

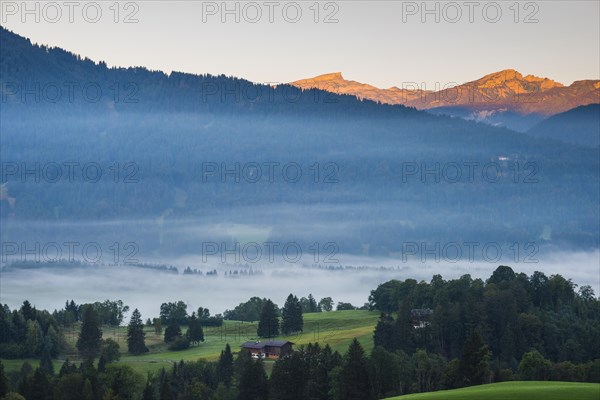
left=240, top=340, right=294, bottom=359
left=411, top=308, right=433, bottom=329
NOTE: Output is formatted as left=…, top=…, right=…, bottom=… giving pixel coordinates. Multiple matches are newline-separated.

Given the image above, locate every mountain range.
left=292, top=71, right=600, bottom=131
left=0, top=26, right=598, bottom=256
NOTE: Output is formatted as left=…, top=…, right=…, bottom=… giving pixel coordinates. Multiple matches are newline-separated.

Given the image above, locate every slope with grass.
left=1, top=310, right=379, bottom=375
left=384, top=381, right=600, bottom=400
left=119, top=310, right=379, bottom=374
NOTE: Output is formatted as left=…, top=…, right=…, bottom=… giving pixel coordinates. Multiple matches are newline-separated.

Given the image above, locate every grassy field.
left=384, top=382, right=600, bottom=400
left=2, top=310, right=380, bottom=375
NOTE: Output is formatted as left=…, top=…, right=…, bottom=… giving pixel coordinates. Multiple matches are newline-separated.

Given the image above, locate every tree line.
left=1, top=266, right=599, bottom=399
left=2, top=336, right=598, bottom=400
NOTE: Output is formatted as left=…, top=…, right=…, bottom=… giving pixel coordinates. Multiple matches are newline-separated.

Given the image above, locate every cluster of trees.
left=256, top=295, right=304, bottom=338
left=161, top=312, right=205, bottom=351
left=0, top=301, right=148, bottom=399
left=224, top=269, right=265, bottom=278
left=224, top=298, right=277, bottom=323
left=0, top=339, right=371, bottom=400
left=369, top=266, right=600, bottom=391
left=0, top=301, right=63, bottom=360
left=225, top=294, right=334, bottom=323
left=365, top=340, right=600, bottom=398
left=75, top=304, right=149, bottom=360
left=2, top=337, right=598, bottom=400
left=0, top=357, right=145, bottom=400
left=52, top=300, right=129, bottom=328
left=336, top=302, right=369, bottom=311
left=158, top=302, right=222, bottom=350
left=230, top=293, right=318, bottom=338
left=131, top=264, right=179, bottom=274
left=159, top=302, right=223, bottom=327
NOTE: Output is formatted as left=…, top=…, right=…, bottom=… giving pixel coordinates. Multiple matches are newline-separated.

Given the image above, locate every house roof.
left=411, top=308, right=433, bottom=317
left=241, top=340, right=294, bottom=349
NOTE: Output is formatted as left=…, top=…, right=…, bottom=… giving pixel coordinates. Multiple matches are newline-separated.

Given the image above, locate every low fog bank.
left=1, top=250, right=597, bottom=322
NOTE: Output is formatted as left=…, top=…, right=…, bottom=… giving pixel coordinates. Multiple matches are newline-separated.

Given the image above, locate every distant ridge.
left=527, top=104, right=600, bottom=147
left=292, top=70, right=600, bottom=131
left=292, top=72, right=431, bottom=106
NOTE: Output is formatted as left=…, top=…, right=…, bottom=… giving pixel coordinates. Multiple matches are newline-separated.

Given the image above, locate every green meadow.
left=2, top=310, right=380, bottom=375
left=384, top=381, right=600, bottom=400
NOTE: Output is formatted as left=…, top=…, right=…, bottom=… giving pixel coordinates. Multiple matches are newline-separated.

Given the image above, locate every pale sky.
left=1, top=1, right=599, bottom=88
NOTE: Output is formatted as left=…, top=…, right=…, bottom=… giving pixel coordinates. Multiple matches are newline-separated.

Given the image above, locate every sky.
left=1, top=1, right=599, bottom=90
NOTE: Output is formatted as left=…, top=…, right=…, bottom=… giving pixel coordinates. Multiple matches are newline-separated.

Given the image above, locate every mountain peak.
left=295, top=72, right=344, bottom=83
left=473, top=69, right=564, bottom=91
left=475, top=69, right=523, bottom=84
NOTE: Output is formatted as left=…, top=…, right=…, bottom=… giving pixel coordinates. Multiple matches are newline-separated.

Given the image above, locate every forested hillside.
left=1, top=27, right=599, bottom=257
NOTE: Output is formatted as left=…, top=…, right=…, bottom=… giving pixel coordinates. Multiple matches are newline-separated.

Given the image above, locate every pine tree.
left=153, top=318, right=162, bottom=335
left=294, top=295, right=303, bottom=332
left=308, top=294, right=318, bottom=313
left=25, top=369, right=52, bottom=400
left=20, top=300, right=33, bottom=321
left=281, top=294, right=303, bottom=334
left=100, top=338, right=121, bottom=362
left=127, top=308, right=149, bottom=354
left=336, top=339, right=374, bottom=400
left=216, top=344, right=234, bottom=387
left=459, top=330, right=491, bottom=386
left=58, top=358, right=77, bottom=377
left=396, top=301, right=414, bottom=354
left=158, top=368, right=173, bottom=400
left=237, top=353, right=268, bottom=400
left=0, top=361, right=9, bottom=397
left=269, top=351, right=307, bottom=400
left=98, top=355, right=107, bottom=372
left=373, top=313, right=397, bottom=351
left=186, top=312, right=204, bottom=346
left=164, top=321, right=182, bottom=343
left=142, top=376, right=156, bottom=400
left=82, top=378, right=94, bottom=400
left=25, top=320, right=43, bottom=357
left=39, top=338, right=54, bottom=375
left=77, top=305, right=102, bottom=360
left=303, top=344, right=329, bottom=400
left=257, top=300, right=279, bottom=338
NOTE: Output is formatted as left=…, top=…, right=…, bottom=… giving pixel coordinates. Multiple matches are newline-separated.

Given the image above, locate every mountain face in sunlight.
left=291, top=72, right=432, bottom=105
left=291, top=70, right=600, bottom=131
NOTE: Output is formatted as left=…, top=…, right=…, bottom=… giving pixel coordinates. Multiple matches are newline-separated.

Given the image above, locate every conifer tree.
left=281, top=294, right=303, bottom=334
left=237, top=352, right=268, bottom=400
left=76, top=305, right=102, bottom=360
left=459, top=330, right=491, bottom=386
left=164, top=321, right=182, bottom=343
left=216, top=344, right=234, bottom=387
left=39, top=339, right=54, bottom=375
left=127, top=308, right=149, bottom=354
left=257, top=300, right=279, bottom=338
left=336, top=339, right=374, bottom=400
left=0, top=361, right=8, bottom=397
left=269, top=351, right=307, bottom=400
left=186, top=312, right=204, bottom=346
